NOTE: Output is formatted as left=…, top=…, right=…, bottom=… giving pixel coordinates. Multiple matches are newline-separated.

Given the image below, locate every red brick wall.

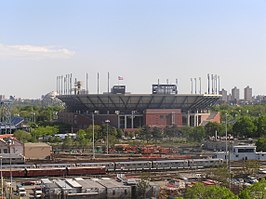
left=209, top=112, right=221, bottom=123
left=144, top=109, right=182, bottom=128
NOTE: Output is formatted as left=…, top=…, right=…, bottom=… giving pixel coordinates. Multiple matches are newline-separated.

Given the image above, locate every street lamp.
left=225, top=113, right=228, bottom=168
left=0, top=155, right=3, bottom=198
left=105, top=120, right=110, bottom=154
left=8, top=139, right=13, bottom=199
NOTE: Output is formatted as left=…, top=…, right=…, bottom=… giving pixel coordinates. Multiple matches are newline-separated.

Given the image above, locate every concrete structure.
left=0, top=136, right=23, bottom=155
left=231, top=86, right=240, bottom=102
left=216, top=145, right=266, bottom=161
left=96, top=178, right=131, bottom=199
left=81, top=178, right=106, bottom=198
left=41, top=178, right=132, bottom=199
left=41, top=179, right=61, bottom=198
left=219, top=89, right=228, bottom=102
left=244, top=86, right=252, bottom=102
left=144, top=109, right=182, bottom=128
left=57, top=85, right=221, bottom=131
left=0, top=136, right=24, bottom=163
left=23, top=142, right=51, bottom=160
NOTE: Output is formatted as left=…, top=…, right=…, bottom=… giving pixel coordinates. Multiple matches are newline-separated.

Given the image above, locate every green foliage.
left=240, top=160, right=259, bottom=177
left=256, top=136, right=266, bottom=151
left=239, top=180, right=266, bottom=199
left=31, top=126, right=59, bottom=140
left=191, top=126, right=206, bottom=142
left=13, top=130, right=32, bottom=143
left=205, top=122, right=225, bottom=137
left=164, top=125, right=180, bottom=138
left=255, top=116, right=266, bottom=137
left=76, top=129, right=90, bottom=150
left=137, top=172, right=151, bottom=199
left=62, top=135, right=74, bottom=149
left=12, top=105, right=63, bottom=124
left=138, top=126, right=153, bottom=143
left=209, top=166, right=231, bottom=188
left=184, top=183, right=238, bottom=199
left=232, top=116, right=257, bottom=138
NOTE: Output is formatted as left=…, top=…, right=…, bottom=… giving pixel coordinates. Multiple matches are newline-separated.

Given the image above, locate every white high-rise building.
left=219, top=89, right=228, bottom=102
left=244, top=86, right=252, bottom=102
left=231, top=86, right=240, bottom=101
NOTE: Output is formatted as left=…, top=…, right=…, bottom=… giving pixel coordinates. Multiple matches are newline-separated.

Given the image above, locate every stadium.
left=57, top=82, right=221, bottom=131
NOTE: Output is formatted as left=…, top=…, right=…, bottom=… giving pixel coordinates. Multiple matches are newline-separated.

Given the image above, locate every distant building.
left=24, top=142, right=52, bottom=160
left=244, top=86, right=252, bottom=102
left=0, top=95, right=5, bottom=101
left=219, top=89, right=228, bottom=102
left=0, top=135, right=25, bottom=163
left=216, top=145, right=266, bottom=161
left=231, top=86, right=240, bottom=102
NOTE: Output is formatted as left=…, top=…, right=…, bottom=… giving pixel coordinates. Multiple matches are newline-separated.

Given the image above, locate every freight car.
left=2, top=158, right=224, bottom=178
left=26, top=167, right=66, bottom=177
left=1, top=166, right=107, bottom=178
left=67, top=166, right=106, bottom=176
left=1, top=168, right=25, bottom=177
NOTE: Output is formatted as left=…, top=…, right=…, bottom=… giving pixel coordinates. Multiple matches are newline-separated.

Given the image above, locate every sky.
left=0, top=0, right=265, bottom=99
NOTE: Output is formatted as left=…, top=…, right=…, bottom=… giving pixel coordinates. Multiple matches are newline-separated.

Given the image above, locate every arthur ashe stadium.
left=56, top=78, right=221, bottom=131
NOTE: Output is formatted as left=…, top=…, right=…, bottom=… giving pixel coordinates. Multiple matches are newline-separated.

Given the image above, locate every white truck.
left=18, top=187, right=26, bottom=197
left=34, top=187, right=43, bottom=198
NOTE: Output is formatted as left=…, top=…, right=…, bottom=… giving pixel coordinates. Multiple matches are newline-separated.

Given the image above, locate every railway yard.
left=1, top=153, right=266, bottom=199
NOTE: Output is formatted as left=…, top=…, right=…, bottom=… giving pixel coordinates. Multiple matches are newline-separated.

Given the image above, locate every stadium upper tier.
left=57, top=94, right=220, bottom=114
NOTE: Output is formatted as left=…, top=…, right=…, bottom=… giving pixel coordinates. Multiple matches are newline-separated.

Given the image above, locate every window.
left=3, top=149, right=8, bottom=153
left=113, top=190, right=116, bottom=195
left=125, top=189, right=128, bottom=195
left=238, top=149, right=255, bottom=153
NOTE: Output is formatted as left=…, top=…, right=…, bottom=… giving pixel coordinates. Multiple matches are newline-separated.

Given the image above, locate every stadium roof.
left=57, top=94, right=220, bottom=114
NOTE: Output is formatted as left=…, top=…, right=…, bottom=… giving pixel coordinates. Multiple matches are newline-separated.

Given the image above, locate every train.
left=76, top=158, right=223, bottom=171
left=0, top=166, right=106, bottom=178
left=0, top=158, right=223, bottom=177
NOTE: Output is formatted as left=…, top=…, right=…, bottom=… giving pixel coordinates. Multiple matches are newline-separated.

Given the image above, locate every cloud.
left=0, top=43, right=75, bottom=59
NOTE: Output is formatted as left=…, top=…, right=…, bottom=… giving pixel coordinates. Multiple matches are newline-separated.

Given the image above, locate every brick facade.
left=144, top=109, right=182, bottom=128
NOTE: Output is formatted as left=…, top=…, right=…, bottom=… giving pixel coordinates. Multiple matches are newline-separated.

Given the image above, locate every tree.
left=239, top=160, right=259, bottom=177
left=233, top=116, right=257, bottom=138
left=255, top=116, right=266, bottom=137
left=189, top=126, right=206, bottom=142
left=137, top=172, right=151, bottom=199
left=138, top=126, right=153, bottom=143
left=256, top=137, right=266, bottom=152
left=62, top=135, right=74, bottom=149
left=31, top=126, right=59, bottom=140
left=151, top=127, right=162, bottom=142
left=239, top=180, right=266, bottom=199
left=205, top=122, right=224, bottom=137
left=164, top=125, right=180, bottom=139
left=209, top=166, right=231, bottom=188
left=13, top=130, right=32, bottom=143
left=184, top=183, right=238, bottom=199
left=76, top=129, right=90, bottom=151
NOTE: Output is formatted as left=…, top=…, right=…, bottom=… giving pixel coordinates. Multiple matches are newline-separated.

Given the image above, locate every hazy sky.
left=0, top=0, right=265, bottom=99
